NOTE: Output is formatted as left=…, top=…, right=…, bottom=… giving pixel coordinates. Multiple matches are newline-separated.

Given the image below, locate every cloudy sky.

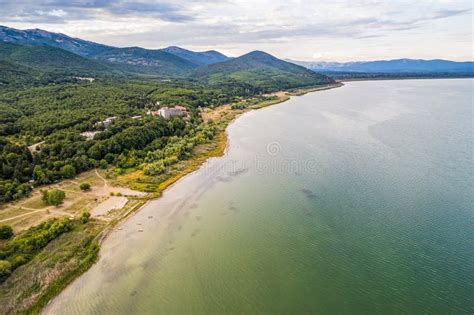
left=1, top=0, right=472, bottom=61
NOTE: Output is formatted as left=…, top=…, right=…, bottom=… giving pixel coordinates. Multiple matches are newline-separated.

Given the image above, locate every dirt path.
left=0, top=168, right=145, bottom=231
left=95, top=168, right=108, bottom=188
left=0, top=207, right=70, bottom=223
left=65, top=179, right=81, bottom=186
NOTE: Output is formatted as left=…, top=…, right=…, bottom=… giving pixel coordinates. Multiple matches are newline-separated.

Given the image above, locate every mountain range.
left=289, top=59, right=474, bottom=74
left=0, top=25, right=332, bottom=88
left=0, top=25, right=472, bottom=89
left=0, top=25, right=231, bottom=76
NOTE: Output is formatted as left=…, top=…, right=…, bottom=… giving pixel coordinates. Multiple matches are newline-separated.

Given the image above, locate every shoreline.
left=38, top=82, right=343, bottom=313
left=96, top=83, right=344, bottom=240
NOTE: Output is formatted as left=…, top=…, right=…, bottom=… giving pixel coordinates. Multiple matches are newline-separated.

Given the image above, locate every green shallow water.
left=45, top=79, right=474, bottom=314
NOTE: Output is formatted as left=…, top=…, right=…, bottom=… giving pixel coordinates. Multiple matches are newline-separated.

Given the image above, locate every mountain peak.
left=163, top=46, right=187, bottom=52
left=243, top=50, right=273, bottom=58
left=161, top=45, right=229, bottom=65
left=192, top=50, right=334, bottom=89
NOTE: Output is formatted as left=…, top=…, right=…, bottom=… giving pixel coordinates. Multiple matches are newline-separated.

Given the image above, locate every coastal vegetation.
left=0, top=217, right=74, bottom=282
left=0, top=218, right=104, bottom=314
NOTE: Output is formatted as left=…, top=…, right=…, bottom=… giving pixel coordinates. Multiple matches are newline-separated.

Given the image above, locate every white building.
left=80, top=131, right=99, bottom=140
left=28, top=141, right=45, bottom=153
left=94, top=116, right=117, bottom=128
left=157, top=107, right=187, bottom=119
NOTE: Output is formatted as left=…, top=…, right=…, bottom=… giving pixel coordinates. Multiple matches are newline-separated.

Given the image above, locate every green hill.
left=193, top=51, right=334, bottom=90
left=0, top=42, right=116, bottom=76
left=0, top=60, right=45, bottom=85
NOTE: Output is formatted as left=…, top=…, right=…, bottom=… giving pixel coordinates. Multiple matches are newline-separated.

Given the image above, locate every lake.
left=45, top=79, right=474, bottom=314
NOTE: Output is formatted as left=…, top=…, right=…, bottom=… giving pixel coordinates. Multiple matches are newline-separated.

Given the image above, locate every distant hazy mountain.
left=194, top=51, right=334, bottom=89
left=162, top=46, right=230, bottom=66
left=289, top=59, right=474, bottom=74
left=0, top=25, right=229, bottom=76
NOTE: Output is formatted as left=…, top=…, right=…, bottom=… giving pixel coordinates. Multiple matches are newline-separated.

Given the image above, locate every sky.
left=0, top=0, right=473, bottom=61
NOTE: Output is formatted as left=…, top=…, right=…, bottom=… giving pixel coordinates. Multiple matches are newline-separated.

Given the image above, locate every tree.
left=42, top=189, right=66, bottom=206
left=99, top=159, right=108, bottom=169
left=60, top=164, right=76, bottom=179
left=41, top=190, right=49, bottom=203
left=0, top=225, right=13, bottom=239
left=79, top=183, right=91, bottom=191
left=33, top=165, right=46, bottom=183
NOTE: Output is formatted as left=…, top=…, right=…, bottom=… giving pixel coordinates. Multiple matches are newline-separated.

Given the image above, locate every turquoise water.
left=45, top=79, right=473, bottom=314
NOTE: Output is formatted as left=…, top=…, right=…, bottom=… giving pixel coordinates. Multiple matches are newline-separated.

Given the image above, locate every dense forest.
left=0, top=78, right=269, bottom=202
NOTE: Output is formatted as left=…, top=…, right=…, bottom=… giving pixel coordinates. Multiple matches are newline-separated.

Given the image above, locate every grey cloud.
left=83, top=4, right=473, bottom=49
left=0, top=0, right=194, bottom=23
left=0, top=0, right=470, bottom=53
left=356, top=34, right=384, bottom=39
left=432, top=8, right=472, bottom=19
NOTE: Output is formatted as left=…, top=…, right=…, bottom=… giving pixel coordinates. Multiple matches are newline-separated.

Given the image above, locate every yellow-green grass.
left=75, top=169, right=107, bottom=187
left=65, top=195, right=102, bottom=215
left=0, top=206, right=36, bottom=221
left=4, top=211, right=60, bottom=232
left=0, top=169, right=125, bottom=232
left=18, top=195, right=46, bottom=210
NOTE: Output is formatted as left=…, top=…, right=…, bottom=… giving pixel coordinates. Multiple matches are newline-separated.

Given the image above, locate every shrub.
left=79, top=211, right=91, bottom=224
left=10, top=255, right=28, bottom=268
left=231, top=103, right=245, bottom=110
left=79, top=183, right=91, bottom=191
left=115, top=168, right=125, bottom=175
left=0, top=225, right=13, bottom=240
left=0, top=260, right=12, bottom=281
left=144, top=160, right=166, bottom=176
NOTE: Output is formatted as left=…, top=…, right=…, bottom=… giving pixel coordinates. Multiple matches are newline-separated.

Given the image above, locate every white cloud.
left=0, top=0, right=472, bottom=61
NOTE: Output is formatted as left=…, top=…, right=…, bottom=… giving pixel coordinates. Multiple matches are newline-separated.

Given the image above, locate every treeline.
left=0, top=80, right=259, bottom=138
